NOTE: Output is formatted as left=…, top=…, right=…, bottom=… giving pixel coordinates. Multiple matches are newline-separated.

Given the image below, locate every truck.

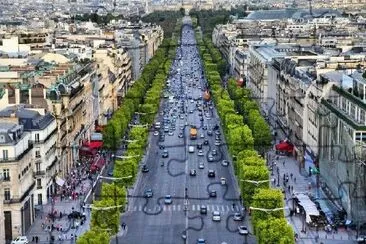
left=190, top=127, right=197, bottom=140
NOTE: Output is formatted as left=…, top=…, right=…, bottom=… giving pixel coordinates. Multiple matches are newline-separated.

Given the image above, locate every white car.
left=153, top=131, right=159, bottom=136
left=199, top=162, right=205, bottom=169
left=212, top=211, right=221, bottom=221
left=238, top=226, right=249, bottom=235
left=188, top=146, right=195, bottom=153
left=11, top=236, right=29, bottom=244
left=198, top=150, right=204, bottom=156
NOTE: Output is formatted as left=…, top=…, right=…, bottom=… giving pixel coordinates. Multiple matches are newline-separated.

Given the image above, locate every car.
left=215, top=130, right=221, bottom=135
left=212, top=149, right=217, bottom=156
left=208, top=155, right=214, bottom=162
left=233, top=212, right=243, bottom=221
left=202, top=125, right=207, bottom=130
left=142, top=165, right=149, bottom=173
left=168, top=131, right=174, bottom=136
left=188, top=146, right=195, bottom=153
left=200, top=117, right=204, bottom=121
left=153, top=131, right=159, bottom=136
left=164, top=127, right=169, bottom=133
left=200, top=206, right=207, bottom=214
left=207, top=130, right=213, bottom=136
left=196, top=143, right=203, bottom=149
left=208, top=170, right=215, bottom=178
left=203, top=139, right=209, bottom=145
left=199, top=162, right=205, bottom=169
left=238, top=226, right=249, bottom=235
left=178, top=133, right=184, bottom=138
left=144, top=189, right=153, bottom=198
left=198, top=150, right=204, bottom=156
left=189, top=110, right=193, bottom=113
left=215, top=140, right=221, bottom=146
left=190, top=169, right=197, bottom=176
left=162, top=150, right=169, bottom=158
left=196, top=239, right=206, bottom=244
left=212, top=211, right=221, bottom=221
left=164, top=195, right=172, bottom=204
left=221, top=160, right=229, bottom=167
left=209, top=190, right=217, bottom=197
left=68, top=211, right=84, bottom=219
left=159, top=135, right=165, bottom=142
left=200, top=134, right=205, bottom=138
left=220, top=177, right=226, bottom=185
left=11, top=236, right=29, bottom=244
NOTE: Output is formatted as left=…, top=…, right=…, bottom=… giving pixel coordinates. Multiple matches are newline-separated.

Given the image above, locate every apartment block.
left=0, top=122, right=35, bottom=242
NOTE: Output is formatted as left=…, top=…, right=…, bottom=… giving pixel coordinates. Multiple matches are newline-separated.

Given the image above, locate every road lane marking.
left=138, top=206, right=142, bottom=211
left=163, top=205, right=167, bottom=211
left=226, top=205, right=230, bottom=212
left=133, top=206, right=137, bottom=211
left=173, top=205, right=176, bottom=211
left=192, top=205, right=195, bottom=211
left=207, top=205, right=210, bottom=211
left=178, top=205, right=181, bottom=211
left=221, top=206, right=225, bottom=212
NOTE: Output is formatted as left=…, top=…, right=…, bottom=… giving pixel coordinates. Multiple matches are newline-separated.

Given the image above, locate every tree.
left=90, top=199, right=120, bottom=234
left=251, top=188, right=285, bottom=233
left=239, top=165, right=269, bottom=204
left=256, top=218, right=295, bottom=244
left=77, top=229, right=109, bottom=244
left=227, top=125, right=254, bottom=155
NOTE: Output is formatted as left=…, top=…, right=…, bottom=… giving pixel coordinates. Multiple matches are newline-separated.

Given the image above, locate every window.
left=35, top=150, right=41, bottom=158
left=2, top=150, right=8, bottom=160
left=35, top=133, right=40, bottom=143
left=36, top=162, right=41, bottom=173
left=360, top=110, right=365, bottom=125
left=37, top=179, right=42, bottom=189
left=4, top=188, right=10, bottom=201
left=3, top=169, right=10, bottom=181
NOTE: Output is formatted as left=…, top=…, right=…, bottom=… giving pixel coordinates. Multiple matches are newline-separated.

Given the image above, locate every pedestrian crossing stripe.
left=126, top=204, right=241, bottom=212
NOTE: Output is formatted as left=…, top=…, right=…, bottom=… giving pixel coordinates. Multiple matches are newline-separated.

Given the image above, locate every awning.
left=55, top=176, right=65, bottom=186
left=275, top=140, right=294, bottom=152
left=79, top=146, right=97, bottom=156
left=91, top=133, right=103, bottom=141
left=83, top=141, right=103, bottom=150
left=295, top=193, right=320, bottom=223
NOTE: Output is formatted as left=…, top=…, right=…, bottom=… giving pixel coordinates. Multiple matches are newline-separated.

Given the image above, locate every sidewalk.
left=26, top=165, right=97, bottom=243
left=267, top=128, right=357, bottom=244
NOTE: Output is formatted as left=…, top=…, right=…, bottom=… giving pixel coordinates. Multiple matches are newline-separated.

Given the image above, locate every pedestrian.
left=283, top=160, right=285, bottom=166
left=288, top=185, right=290, bottom=193
left=232, top=203, right=236, bottom=209
left=291, top=185, right=293, bottom=192
left=290, top=173, right=293, bottom=179
left=36, top=236, right=39, bottom=243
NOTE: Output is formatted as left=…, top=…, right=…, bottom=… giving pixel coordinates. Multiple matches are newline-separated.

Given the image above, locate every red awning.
left=79, top=146, right=97, bottom=156
left=83, top=141, right=103, bottom=150
left=275, top=140, right=294, bottom=152
left=90, top=156, right=105, bottom=173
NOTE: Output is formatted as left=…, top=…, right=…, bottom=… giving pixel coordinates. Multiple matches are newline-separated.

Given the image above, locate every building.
left=0, top=106, right=58, bottom=206
left=319, top=70, right=366, bottom=221
left=0, top=122, right=35, bottom=242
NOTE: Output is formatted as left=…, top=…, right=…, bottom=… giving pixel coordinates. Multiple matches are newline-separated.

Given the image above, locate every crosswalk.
left=127, top=204, right=241, bottom=213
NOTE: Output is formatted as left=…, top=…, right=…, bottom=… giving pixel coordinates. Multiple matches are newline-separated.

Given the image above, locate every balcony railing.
left=33, top=170, right=46, bottom=177
left=0, top=143, right=33, bottom=163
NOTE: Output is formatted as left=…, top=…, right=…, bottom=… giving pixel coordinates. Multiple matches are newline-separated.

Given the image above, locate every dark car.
left=200, top=206, right=207, bottom=214
left=233, top=212, right=243, bottom=221
left=144, top=189, right=153, bottom=198
left=207, top=131, right=213, bottom=136
left=197, top=239, right=206, bottom=244
left=190, top=169, right=197, bottom=176
left=208, top=170, right=215, bottom=178
left=162, top=150, right=169, bottom=158
left=68, top=211, right=84, bottom=219
left=209, top=190, right=217, bottom=198
left=142, top=165, right=149, bottom=173
left=159, top=135, right=165, bottom=142
left=204, top=139, right=209, bottom=145
left=196, top=143, right=203, bottom=149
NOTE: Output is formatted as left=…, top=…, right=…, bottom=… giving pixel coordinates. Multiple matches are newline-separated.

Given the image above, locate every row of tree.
left=195, top=28, right=295, bottom=244
left=77, top=20, right=181, bottom=244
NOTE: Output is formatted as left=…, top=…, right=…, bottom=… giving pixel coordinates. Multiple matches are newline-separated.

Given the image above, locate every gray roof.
left=246, top=8, right=342, bottom=21
left=246, top=8, right=299, bottom=20
left=0, top=106, right=55, bottom=130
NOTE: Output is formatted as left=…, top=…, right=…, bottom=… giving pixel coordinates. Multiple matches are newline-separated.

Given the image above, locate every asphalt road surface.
left=114, top=17, right=255, bottom=244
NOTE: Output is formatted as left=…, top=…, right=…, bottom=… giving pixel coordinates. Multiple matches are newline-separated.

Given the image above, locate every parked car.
left=11, top=236, right=29, bottom=244
left=142, top=164, right=149, bottom=173
left=221, top=160, right=229, bottom=167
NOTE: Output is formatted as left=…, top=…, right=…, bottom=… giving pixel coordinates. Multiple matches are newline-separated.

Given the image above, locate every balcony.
left=3, top=181, right=35, bottom=204
left=0, top=143, right=33, bottom=163
left=33, top=170, right=46, bottom=177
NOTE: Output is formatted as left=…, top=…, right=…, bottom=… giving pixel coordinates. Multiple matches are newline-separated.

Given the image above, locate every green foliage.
left=91, top=198, right=120, bottom=234
left=227, top=125, right=254, bottom=155
left=142, top=11, right=181, bottom=38
left=256, top=218, right=295, bottom=244
left=251, top=188, right=285, bottom=233
left=239, top=165, right=269, bottom=204
left=77, top=229, right=110, bottom=244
